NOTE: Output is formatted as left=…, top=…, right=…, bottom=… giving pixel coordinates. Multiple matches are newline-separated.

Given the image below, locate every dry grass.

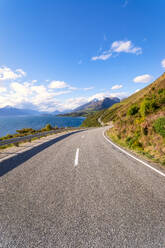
left=83, top=73, right=165, bottom=166
left=105, top=73, right=165, bottom=165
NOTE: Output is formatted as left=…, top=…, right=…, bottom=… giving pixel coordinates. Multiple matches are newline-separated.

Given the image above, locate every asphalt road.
left=0, top=127, right=165, bottom=248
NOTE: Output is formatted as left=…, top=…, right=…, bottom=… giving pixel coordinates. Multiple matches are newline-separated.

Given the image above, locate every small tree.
left=140, top=98, right=158, bottom=117
left=127, top=105, right=139, bottom=116
left=44, top=123, right=53, bottom=131
left=153, top=117, right=165, bottom=137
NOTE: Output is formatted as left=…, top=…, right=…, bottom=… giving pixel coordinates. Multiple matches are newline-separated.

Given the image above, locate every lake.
left=0, top=115, right=85, bottom=137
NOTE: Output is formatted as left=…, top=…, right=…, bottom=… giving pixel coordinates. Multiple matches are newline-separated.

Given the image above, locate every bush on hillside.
left=81, top=113, right=101, bottom=127
left=125, top=136, right=142, bottom=149
left=140, top=98, right=158, bottom=117
left=127, top=105, right=139, bottom=116
left=16, top=128, right=35, bottom=134
left=158, top=88, right=164, bottom=94
left=158, top=88, right=165, bottom=104
left=44, top=123, right=53, bottom=131
left=153, top=117, right=165, bottom=137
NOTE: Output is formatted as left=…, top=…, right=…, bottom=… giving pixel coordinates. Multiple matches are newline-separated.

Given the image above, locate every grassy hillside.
left=82, top=73, right=165, bottom=165
left=81, top=110, right=105, bottom=127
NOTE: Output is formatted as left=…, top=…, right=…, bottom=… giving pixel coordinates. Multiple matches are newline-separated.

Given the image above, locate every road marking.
left=74, top=148, right=79, bottom=167
left=103, top=131, right=165, bottom=178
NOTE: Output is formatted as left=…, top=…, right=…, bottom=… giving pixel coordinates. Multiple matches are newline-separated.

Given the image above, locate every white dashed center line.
left=74, top=148, right=79, bottom=167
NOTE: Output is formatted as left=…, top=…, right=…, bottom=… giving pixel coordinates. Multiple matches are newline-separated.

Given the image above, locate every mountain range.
left=74, top=97, right=120, bottom=112
left=0, top=97, right=120, bottom=117
left=0, top=106, right=41, bottom=116
left=59, top=97, right=120, bottom=117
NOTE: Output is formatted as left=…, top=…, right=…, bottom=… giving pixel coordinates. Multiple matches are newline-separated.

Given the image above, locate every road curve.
left=0, top=127, right=164, bottom=247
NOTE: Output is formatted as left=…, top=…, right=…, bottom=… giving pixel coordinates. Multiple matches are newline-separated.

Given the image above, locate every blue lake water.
left=0, top=115, right=85, bottom=137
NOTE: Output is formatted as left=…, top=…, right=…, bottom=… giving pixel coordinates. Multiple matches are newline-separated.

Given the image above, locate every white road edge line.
left=74, top=148, right=79, bottom=167
left=103, top=130, right=165, bottom=178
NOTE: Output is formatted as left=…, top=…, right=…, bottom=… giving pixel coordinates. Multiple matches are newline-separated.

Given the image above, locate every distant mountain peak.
left=73, top=96, right=120, bottom=112
left=3, top=105, right=13, bottom=109
left=0, top=106, right=41, bottom=116
left=91, top=98, right=99, bottom=103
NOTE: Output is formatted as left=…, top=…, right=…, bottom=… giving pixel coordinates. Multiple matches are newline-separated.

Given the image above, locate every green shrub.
left=16, top=128, right=35, bottom=134
left=126, top=136, right=132, bottom=145
left=159, top=96, right=165, bottom=104
left=125, top=136, right=142, bottom=149
left=153, top=117, right=165, bottom=137
left=44, top=123, right=53, bottom=131
left=117, top=134, right=121, bottom=139
left=158, top=88, right=164, bottom=94
left=140, top=99, right=150, bottom=117
left=127, top=105, right=139, bottom=116
left=4, top=134, right=13, bottom=139
left=140, top=98, right=158, bottom=117
left=158, top=89, right=165, bottom=104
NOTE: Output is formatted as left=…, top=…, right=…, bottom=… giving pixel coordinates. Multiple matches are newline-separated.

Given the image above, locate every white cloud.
left=68, top=86, right=77, bottom=90
left=0, top=87, right=6, bottom=93
left=111, top=84, right=123, bottom=90
left=83, top=86, right=94, bottom=91
left=88, top=91, right=128, bottom=101
left=54, top=90, right=72, bottom=96
left=62, top=97, right=88, bottom=110
left=91, top=53, right=112, bottom=61
left=111, top=40, right=142, bottom=54
left=0, top=66, right=26, bottom=81
left=0, top=79, right=129, bottom=112
left=0, top=80, right=74, bottom=112
left=135, top=89, right=140, bottom=93
left=92, top=40, right=142, bottom=61
left=0, top=65, right=131, bottom=112
left=15, top=69, right=26, bottom=77
left=48, top=80, right=77, bottom=90
left=49, top=80, right=68, bottom=89
left=109, top=92, right=128, bottom=98
left=31, top=80, right=37, bottom=83
left=161, top=59, right=165, bottom=68
left=11, top=82, right=31, bottom=96
left=0, top=65, right=78, bottom=111
left=88, top=92, right=109, bottom=101
left=133, top=74, right=153, bottom=83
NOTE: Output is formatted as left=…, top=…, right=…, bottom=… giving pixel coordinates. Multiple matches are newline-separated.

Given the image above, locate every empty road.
left=0, top=127, right=165, bottom=247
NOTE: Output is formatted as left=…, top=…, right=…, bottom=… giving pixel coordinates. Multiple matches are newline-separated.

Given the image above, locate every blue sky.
left=0, top=0, right=165, bottom=111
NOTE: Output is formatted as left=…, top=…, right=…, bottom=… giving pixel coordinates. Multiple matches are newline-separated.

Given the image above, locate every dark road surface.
left=0, top=127, right=165, bottom=247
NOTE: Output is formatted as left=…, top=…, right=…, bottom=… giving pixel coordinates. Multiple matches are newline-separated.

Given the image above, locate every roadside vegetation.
left=81, top=110, right=105, bottom=127
left=82, top=73, right=165, bottom=165
left=0, top=124, right=76, bottom=150
left=0, top=123, right=57, bottom=141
